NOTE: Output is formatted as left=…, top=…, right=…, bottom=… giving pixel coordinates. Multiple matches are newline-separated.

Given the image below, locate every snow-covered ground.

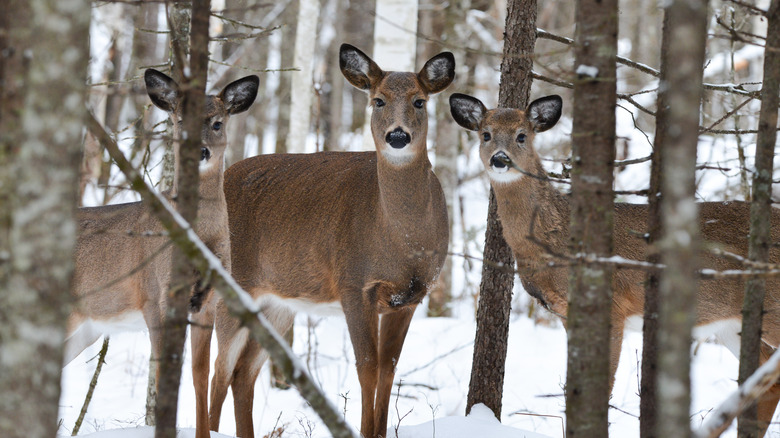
left=58, top=294, right=760, bottom=438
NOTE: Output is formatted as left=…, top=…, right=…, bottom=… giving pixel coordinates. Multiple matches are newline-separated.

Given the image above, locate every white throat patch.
left=487, top=168, right=524, bottom=184
left=381, top=144, right=417, bottom=166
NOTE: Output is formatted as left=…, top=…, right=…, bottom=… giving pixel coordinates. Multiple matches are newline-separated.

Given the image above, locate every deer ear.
left=144, top=69, right=179, bottom=113
left=418, top=52, right=455, bottom=95
left=219, top=75, right=259, bottom=115
left=340, top=44, right=384, bottom=91
left=449, top=93, right=487, bottom=132
left=527, top=95, right=562, bottom=132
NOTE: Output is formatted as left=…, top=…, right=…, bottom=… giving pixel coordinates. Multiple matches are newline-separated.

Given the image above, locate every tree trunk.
left=286, top=0, right=320, bottom=153
left=738, top=1, right=780, bottom=436
left=466, top=0, right=536, bottom=418
left=565, top=0, right=617, bottom=436
left=275, top=2, right=296, bottom=154
left=640, top=9, right=672, bottom=438
left=656, top=1, right=707, bottom=438
left=0, top=1, right=89, bottom=437
left=154, top=1, right=210, bottom=436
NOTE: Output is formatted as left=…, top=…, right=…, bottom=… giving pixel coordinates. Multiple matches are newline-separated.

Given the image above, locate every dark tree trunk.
left=0, top=1, right=88, bottom=437
left=565, top=0, right=617, bottom=437
left=738, top=1, right=780, bottom=436
left=655, top=1, right=708, bottom=438
left=639, top=10, right=672, bottom=438
left=154, top=1, right=210, bottom=436
left=466, top=0, right=536, bottom=419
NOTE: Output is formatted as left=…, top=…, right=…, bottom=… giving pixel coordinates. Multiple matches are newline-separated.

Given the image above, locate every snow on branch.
left=85, top=112, right=358, bottom=438
left=694, top=347, right=780, bottom=438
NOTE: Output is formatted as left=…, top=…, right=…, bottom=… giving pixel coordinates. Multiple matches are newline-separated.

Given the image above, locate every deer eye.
left=212, top=121, right=223, bottom=131
left=517, top=133, right=526, bottom=143
left=374, top=98, right=385, bottom=108
left=482, top=132, right=491, bottom=142
left=413, top=99, right=425, bottom=109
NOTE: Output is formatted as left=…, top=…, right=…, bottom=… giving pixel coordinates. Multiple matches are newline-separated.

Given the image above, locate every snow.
left=575, top=65, right=599, bottom=79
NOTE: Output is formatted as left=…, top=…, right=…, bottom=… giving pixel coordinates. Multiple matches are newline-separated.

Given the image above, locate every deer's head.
left=449, top=93, right=562, bottom=184
left=340, top=44, right=455, bottom=166
left=144, top=69, right=259, bottom=173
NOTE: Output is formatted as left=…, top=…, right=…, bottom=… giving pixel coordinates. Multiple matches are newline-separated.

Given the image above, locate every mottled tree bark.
left=565, top=0, right=617, bottom=437
left=466, top=0, right=536, bottom=418
left=656, top=1, right=707, bottom=438
left=738, top=1, right=780, bottom=436
left=640, top=10, right=672, bottom=438
left=154, top=1, right=210, bottom=436
left=0, top=1, right=89, bottom=437
left=275, top=3, right=296, bottom=154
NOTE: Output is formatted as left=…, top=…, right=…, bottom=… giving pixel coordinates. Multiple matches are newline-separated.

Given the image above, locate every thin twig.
left=72, top=337, right=110, bottom=436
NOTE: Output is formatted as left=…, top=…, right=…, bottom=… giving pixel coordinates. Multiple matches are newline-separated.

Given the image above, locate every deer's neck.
left=375, top=150, right=442, bottom=228
left=169, top=155, right=228, bottom=244
left=492, top=164, right=570, bottom=265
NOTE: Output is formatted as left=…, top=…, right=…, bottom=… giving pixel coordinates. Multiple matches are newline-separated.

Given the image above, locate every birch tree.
left=0, top=1, right=89, bottom=437
left=656, top=1, right=708, bottom=437
left=565, top=0, right=617, bottom=436
left=286, top=0, right=321, bottom=153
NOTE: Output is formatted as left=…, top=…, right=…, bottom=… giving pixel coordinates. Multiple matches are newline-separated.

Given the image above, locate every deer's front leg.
left=343, top=290, right=379, bottom=437
left=375, top=305, right=416, bottom=438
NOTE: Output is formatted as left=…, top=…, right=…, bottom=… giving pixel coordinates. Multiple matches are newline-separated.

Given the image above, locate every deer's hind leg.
left=756, top=341, right=780, bottom=437
left=231, top=303, right=295, bottom=438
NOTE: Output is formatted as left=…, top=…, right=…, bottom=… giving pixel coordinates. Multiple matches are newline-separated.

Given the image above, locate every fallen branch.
left=86, top=112, right=357, bottom=438
left=694, top=347, right=780, bottom=438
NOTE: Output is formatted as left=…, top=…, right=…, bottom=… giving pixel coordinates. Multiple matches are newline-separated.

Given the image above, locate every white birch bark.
left=286, top=0, right=321, bottom=153
left=360, top=0, right=419, bottom=151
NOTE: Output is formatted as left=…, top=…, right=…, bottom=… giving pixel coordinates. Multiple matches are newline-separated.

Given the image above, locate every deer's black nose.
left=490, top=152, right=510, bottom=169
left=386, top=128, right=411, bottom=149
left=201, top=147, right=211, bottom=161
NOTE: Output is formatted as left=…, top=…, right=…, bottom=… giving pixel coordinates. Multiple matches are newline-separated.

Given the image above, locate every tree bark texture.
left=566, top=1, right=617, bottom=437
left=275, top=3, right=295, bottom=154
left=466, top=0, right=536, bottom=418
left=656, top=1, right=707, bottom=438
left=738, top=1, right=780, bottom=436
left=0, top=1, right=89, bottom=437
left=640, top=10, right=672, bottom=438
left=154, top=1, right=210, bottom=436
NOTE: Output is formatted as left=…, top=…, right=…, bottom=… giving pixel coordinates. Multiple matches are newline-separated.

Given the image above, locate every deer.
left=449, top=93, right=780, bottom=435
left=193, top=43, right=454, bottom=438
left=65, top=69, right=258, bottom=407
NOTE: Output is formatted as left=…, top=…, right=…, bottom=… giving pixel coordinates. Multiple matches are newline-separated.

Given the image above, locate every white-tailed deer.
left=66, top=69, right=258, bottom=387
left=450, top=93, right=780, bottom=435
left=196, top=44, right=454, bottom=438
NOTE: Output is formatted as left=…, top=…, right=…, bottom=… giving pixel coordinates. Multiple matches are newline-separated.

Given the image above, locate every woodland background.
left=1, top=0, right=779, bottom=437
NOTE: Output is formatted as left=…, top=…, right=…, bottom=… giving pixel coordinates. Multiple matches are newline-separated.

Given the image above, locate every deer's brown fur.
left=450, top=93, right=780, bottom=435
left=199, top=44, right=454, bottom=438
left=66, top=69, right=258, bottom=432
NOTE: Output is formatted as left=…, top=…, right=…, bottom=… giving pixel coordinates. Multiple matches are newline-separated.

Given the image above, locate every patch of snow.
left=575, top=64, right=599, bottom=78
